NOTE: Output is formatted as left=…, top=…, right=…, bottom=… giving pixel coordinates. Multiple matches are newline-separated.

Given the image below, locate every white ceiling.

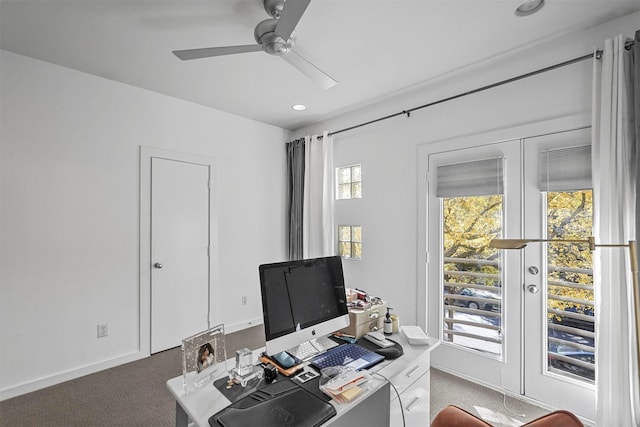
left=2, top=0, right=639, bottom=131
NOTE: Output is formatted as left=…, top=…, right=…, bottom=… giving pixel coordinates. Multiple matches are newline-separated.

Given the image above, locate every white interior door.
left=151, top=157, right=210, bottom=353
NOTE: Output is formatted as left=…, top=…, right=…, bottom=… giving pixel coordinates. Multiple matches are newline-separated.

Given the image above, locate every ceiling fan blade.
left=173, top=44, right=262, bottom=61
left=274, top=0, right=311, bottom=40
left=282, top=49, right=337, bottom=89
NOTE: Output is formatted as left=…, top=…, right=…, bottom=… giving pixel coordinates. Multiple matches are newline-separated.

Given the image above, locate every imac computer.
left=258, top=256, right=350, bottom=357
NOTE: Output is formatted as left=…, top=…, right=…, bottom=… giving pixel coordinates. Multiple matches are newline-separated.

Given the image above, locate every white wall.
left=292, top=12, right=639, bottom=329
left=0, top=51, right=287, bottom=399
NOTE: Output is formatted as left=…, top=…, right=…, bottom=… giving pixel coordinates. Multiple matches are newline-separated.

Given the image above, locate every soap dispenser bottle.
left=383, top=307, right=393, bottom=335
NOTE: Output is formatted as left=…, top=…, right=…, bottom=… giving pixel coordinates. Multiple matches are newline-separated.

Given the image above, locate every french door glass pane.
left=442, top=195, right=503, bottom=356
left=546, top=190, right=595, bottom=382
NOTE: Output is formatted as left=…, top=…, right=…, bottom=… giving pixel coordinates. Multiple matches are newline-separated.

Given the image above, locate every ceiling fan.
left=172, top=0, right=337, bottom=90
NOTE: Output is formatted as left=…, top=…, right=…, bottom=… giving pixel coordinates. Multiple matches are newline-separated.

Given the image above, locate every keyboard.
left=309, top=343, right=384, bottom=371
left=287, top=336, right=339, bottom=361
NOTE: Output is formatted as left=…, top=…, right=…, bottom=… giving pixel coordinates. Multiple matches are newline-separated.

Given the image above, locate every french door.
left=427, top=140, right=522, bottom=394
left=426, top=127, right=595, bottom=421
left=522, top=128, right=594, bottom=418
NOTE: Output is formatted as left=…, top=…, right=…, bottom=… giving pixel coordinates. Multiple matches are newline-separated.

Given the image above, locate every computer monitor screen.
left=258, top=256, right=350, bottom=355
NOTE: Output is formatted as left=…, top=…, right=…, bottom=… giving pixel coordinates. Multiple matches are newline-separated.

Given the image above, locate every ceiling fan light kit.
left=172, top=0, right=337, bottom=89
left=515, top=0, right=545, bottom=17
left=263, top=0, right=285, bottom=19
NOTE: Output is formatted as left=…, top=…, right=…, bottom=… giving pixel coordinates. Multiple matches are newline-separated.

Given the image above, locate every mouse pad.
left=356, top=338, right=404, bottom=359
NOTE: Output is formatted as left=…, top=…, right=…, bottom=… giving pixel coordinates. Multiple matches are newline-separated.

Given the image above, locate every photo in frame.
left=182, top=324, right=227, bottom=394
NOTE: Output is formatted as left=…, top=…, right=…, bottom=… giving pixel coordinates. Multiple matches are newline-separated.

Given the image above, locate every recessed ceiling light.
left=292, top=104, right=306, bottom=111
left=515, top=0, right=544, bottom=16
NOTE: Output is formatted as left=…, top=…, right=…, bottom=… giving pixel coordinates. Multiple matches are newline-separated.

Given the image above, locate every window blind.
left=539, top=145, right=592, bottom=192
left=436, top=157, right=504, bottom=198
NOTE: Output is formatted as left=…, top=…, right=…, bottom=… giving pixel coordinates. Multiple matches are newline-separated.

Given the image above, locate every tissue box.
left=400, top=325, right=430, bottom=345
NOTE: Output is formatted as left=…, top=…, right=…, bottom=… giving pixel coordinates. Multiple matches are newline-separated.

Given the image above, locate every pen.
left=333, top=332, right=356, bottom=338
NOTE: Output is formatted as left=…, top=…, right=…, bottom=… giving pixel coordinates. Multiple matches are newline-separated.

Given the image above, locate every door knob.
left=527, top=284, right=539, bottom=294
left=154, top=263, right=164, bottom=269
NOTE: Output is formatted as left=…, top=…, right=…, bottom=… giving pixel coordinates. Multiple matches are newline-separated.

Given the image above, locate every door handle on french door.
left=154, top=262, right=164, bottom=269
left=526, top=284, right=539, bottom=294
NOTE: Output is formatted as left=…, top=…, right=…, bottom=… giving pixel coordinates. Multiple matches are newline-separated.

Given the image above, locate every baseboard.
left=2, top=320, right=264, bottom=401
left=0, top=351, right=144, bottom=401
left=224, top=317, right=263, bottom=334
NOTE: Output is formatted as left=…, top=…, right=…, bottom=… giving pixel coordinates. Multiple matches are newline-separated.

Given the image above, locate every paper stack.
left=319, top=370, right=369, bottom=403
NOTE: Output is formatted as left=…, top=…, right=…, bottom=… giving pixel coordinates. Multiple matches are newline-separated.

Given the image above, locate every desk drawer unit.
left=338, top=302, right=387, bottom=339
left=387, top=353, right=430, bottom=396
left=389, top=372, right=430, bottom=427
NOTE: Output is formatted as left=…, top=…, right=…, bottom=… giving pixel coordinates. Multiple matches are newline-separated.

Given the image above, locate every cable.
left=496, top=347, right=526, bottom=418
left=372, top=372, right=406, bottom=427
left=503, top=392, right=526, bottom=418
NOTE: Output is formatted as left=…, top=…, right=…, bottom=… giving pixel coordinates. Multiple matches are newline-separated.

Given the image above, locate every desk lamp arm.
left=490, top=238, right=639, bottom=389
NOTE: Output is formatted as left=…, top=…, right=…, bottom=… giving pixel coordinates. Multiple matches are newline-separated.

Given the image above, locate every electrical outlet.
left=241, top=296, right=247, bottom=305
left=97, top=323, right=109, bottom=338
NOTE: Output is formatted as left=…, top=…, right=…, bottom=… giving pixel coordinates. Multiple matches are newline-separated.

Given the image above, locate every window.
left=546, top=189, right=594, bottom=381
left=338, top=225, right=362, bottom=259
left=438, top=157, right=505, bottom=356
left=540, top=145, right=594, bottom=381
left=336, top=164, right=362, bottom=199
left=442, top=195, right=503, bottom=355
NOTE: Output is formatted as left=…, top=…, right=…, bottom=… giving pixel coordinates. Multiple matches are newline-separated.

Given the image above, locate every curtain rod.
left=322, top=46, right=623, bottom=138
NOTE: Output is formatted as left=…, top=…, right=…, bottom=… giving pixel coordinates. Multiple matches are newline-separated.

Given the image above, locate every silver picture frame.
left=182, top=324, right=227, bottom=394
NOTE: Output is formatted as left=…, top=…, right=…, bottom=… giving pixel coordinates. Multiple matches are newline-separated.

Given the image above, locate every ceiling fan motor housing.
left=254, top=18, right=294, bottom=56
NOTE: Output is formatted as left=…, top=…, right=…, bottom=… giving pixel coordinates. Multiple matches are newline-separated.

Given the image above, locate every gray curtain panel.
left=287, top=138, right=305, bottom=260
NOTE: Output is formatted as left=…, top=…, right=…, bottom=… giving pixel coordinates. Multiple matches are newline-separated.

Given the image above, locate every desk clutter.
left=400, top=325, right=431, bottom=345
left=169, top=257, right=439, bottom=427
left=318, top=366, right=372, bottom=403
left=338, top=287, right=389, bottom=339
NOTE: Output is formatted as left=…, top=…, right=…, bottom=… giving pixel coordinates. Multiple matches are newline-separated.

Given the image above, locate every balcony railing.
left=442, top=257, right=596, bottom=379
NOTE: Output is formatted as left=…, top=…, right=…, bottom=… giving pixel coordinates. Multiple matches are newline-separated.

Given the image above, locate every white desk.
left=166, top=333, right=439, bottom=427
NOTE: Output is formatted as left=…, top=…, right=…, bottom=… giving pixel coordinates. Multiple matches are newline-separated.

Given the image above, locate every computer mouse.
left=375, top=346, right=403, bottom=359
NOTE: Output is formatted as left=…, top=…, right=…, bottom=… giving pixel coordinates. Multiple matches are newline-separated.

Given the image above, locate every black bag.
left=209, top=379, right=336, bottom=427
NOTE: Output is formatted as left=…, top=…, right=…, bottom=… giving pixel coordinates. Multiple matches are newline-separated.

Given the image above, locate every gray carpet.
left=1, top=325, right=548, bottom=426
left=0, top=325, right=266, bottom=427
